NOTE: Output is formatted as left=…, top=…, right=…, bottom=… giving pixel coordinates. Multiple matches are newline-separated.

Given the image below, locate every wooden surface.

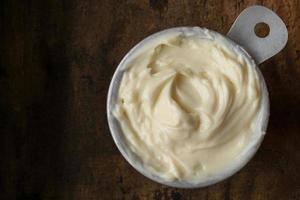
left=1, top=0, right=300, bottom=199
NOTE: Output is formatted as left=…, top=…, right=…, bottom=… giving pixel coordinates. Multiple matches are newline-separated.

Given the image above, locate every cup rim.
left=106, top=26, right=270, bottom=188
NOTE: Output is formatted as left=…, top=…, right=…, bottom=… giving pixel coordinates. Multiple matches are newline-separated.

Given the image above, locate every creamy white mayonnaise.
left=113, top=28, right=262, bottom=181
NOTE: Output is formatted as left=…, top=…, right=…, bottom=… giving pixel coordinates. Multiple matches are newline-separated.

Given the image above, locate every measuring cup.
left=107, top=5, right=288, bottom=188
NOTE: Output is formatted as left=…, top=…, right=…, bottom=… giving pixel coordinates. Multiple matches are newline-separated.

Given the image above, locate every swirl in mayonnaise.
left=113, top=28, right=262, bottom=181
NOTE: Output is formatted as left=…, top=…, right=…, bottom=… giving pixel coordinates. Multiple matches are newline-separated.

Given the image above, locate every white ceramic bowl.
left=107, top=27, right=269, bottom=188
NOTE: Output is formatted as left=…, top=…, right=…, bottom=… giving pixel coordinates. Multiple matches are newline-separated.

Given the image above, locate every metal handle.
left=227, top=5, right=288, bottom=64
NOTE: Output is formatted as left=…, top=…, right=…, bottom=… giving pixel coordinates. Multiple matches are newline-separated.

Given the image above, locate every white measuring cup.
left=107, top=6, right=288, bottom=188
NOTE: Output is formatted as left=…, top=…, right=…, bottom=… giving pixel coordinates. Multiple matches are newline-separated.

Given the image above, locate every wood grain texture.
left=1, top=0, right=300, bottom=199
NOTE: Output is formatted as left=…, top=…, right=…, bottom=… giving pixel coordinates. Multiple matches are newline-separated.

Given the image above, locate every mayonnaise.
left=113, top=28, right=262, bottom=181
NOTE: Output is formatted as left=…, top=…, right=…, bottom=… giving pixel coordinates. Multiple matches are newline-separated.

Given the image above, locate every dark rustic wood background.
left=1, top=0, right=300, bottom=199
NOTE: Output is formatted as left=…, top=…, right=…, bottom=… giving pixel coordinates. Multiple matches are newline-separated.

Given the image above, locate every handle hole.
left=254, top=22, right=270, bottom=38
